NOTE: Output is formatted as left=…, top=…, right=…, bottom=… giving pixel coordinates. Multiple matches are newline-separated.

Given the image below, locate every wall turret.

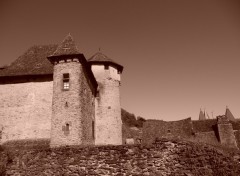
left=48, top=34, right=97, bottom=147
left=88, top=52, right=123, bottom=145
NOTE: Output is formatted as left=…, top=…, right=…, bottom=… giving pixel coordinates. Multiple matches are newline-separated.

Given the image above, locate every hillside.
left=0, top=138, right=240, bottom=175
left=121, top=108, right=146, bottom=128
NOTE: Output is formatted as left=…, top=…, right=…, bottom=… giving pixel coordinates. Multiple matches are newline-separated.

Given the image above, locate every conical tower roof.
left=88, top=52, right=123, bottom=73
left=50, top=34, right=81, bottom=57
left=199, top=109, right=206, bottom=120
left=225, top=106, right=235, bottom=121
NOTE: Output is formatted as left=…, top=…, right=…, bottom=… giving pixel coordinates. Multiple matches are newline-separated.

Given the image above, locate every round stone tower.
left=88, top=52, right=123, bottom=145
left=48, top=34, right=97, bottom=147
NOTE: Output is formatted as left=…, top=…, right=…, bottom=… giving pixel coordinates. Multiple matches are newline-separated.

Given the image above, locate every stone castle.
left=0, top=34, right=123, bottom=147
left=0, top=34, right=240, bottom=150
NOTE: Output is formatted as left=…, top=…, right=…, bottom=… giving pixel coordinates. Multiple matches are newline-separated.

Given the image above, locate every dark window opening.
left=63, top=73, right=69, bottom=79
left=167, top=129, right=171, bottom=133
left=66, top=123, right=70, bottom=130
left=104, top=65, right=109, bottom=70
left=63, top=73, right=70, bottom=90
left=108, top=106, right=111, bottom=109
left=63, top=123, right=70, bottom=135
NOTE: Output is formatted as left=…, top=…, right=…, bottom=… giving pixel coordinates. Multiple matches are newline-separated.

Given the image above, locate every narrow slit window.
left=63, top=73, right=70, bottom=90
left=66, top=123, right=70, bottom=131
left=92, top=121, right=95, bottom=139
left=63, top=123, right=70, bottom=135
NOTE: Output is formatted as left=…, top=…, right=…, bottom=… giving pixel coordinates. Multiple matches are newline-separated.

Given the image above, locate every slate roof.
left=48, top=34, right=98, bottom=93
left=0, top=44, right=57, bottom=77
left=49, top=34, right=81, bottom=57
left=88, top=52, right=123, bottom=73
left=0, top=35, right=123, bottom=78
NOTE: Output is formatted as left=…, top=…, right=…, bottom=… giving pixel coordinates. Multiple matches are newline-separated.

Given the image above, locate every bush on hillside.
left=121, top=109, right=146, bottom=128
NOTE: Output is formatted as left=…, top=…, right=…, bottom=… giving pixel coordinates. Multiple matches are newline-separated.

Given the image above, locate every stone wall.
left=1, top=139, right=240, bottom=175
left=217, top=116, right=238, bottom=149
left=92, top=65, right=122, bottom=145
left=235, top=130, right=240, bottom=149
left=80, top=65, right=95, bottom=145
left=192, top=119, right=217, bottom=132
left=122, top=124, right=142, bottom=144
left=193, top=131, right=219, bottom=146
left=50, top=60, right=94, bottom=147
left=0, top=81, right=52, bottom=144
left=142, top=118, right=193, bottom=146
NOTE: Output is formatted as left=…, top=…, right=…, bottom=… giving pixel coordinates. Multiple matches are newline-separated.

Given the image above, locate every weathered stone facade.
left=92, top=65, right=122, bottom=145
left=50, top=60, right=95, bottom=147
left=142, top=118, right=193, bottom=146
left=0, top=34, right=123, bottom=147
left=0, top=81, right=52, bottom=144
left=217, top=115, right=238, bottom=148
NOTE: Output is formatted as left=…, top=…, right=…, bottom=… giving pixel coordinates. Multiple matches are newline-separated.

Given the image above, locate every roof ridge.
left=50, top=34, right=81, bottom=57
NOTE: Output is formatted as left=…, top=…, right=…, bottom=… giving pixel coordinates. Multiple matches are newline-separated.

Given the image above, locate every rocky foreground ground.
left=0, top=139, right=240, bottom=176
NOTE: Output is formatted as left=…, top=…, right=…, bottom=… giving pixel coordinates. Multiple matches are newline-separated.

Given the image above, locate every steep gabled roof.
left=88, top=52, right=123, bottom=73
left=48, top=34, right=98, bottom=95
left=49, top=34, right=81, bottom=57
left=0, top=44, right=57, bottom=77
left=225, top=107, right=236, bottom=121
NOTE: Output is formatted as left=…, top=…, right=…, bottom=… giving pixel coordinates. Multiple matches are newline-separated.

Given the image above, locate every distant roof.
left=225, top=107, right=236, bottom=121
left=0, top=44, right=57, bottom=77
left=49, top=34, right=81, bottom=57
left=199, top=109, right=206, bottom=120
left=88, top=52, right=123, bottom=72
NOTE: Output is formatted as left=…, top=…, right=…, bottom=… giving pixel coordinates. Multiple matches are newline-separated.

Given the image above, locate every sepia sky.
left=1, top=0, right=240, bottom=121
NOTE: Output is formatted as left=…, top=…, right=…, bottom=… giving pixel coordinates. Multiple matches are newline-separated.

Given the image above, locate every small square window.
left=104, top=65, right=109, bottom=70
left=63, top=81, right=69, bottom=90
left=63, top=73, right=69, bottom=79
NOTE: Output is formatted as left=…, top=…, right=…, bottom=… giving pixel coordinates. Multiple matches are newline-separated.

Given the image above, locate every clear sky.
left=1, top=0, right=240, bottom=121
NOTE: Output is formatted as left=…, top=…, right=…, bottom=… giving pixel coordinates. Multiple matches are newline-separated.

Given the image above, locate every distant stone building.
left=0, top=34, right=123, bottom=147
left=142, top=113, right=240, bottom=149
